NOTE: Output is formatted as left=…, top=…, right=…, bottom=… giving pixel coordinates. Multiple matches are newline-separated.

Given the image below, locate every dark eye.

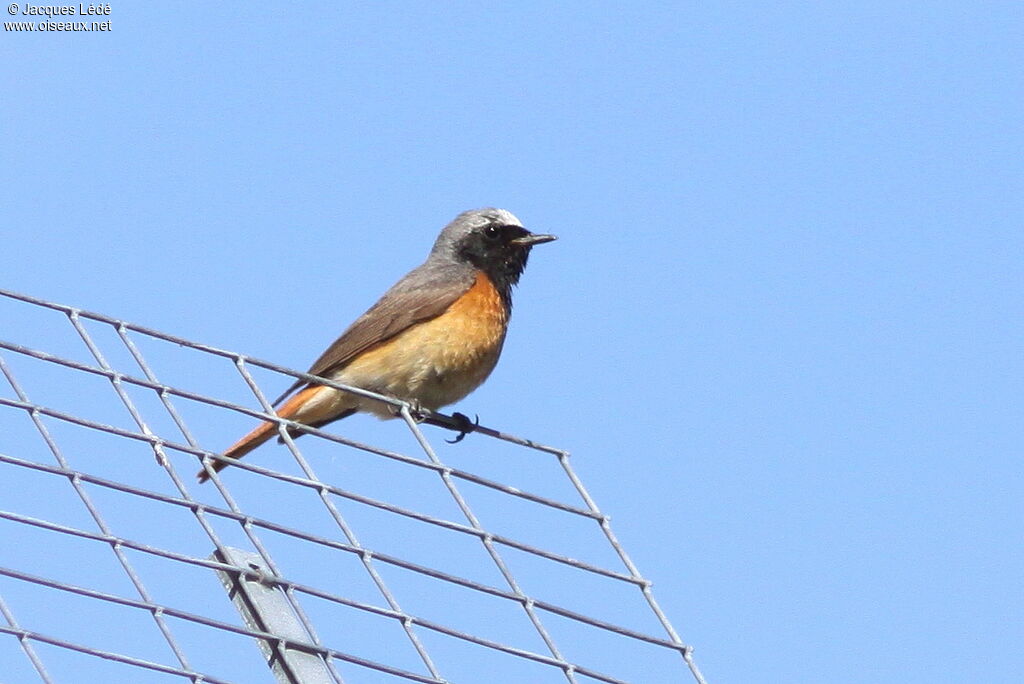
left=484, top=224, right=501, bottom=240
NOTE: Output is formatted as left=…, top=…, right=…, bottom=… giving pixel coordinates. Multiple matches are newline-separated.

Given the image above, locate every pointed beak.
left=510, top=232, right=558, bottom=247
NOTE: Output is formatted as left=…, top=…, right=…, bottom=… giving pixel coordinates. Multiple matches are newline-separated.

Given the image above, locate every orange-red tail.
left=197, top=386, right=324, bottom=482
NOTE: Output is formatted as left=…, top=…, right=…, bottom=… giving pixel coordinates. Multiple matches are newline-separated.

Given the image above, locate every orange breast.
left=440, top=270, right=509, bottom=347
left=335, top=271, right=510, bottom=413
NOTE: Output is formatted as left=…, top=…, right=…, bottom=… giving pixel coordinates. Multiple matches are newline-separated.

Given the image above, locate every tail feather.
left=275, top=409, right=356, bottom=444
left=197, top=385, right=325, bottom=482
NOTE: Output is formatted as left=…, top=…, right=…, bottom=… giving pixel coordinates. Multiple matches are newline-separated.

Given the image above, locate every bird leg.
left=400, top=405, right=480, bottom=442
left=394, top=398, right=429, bottom=421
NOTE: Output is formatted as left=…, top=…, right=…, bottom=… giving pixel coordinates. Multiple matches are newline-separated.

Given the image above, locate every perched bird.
left=198, top=208, right=556, bottom=481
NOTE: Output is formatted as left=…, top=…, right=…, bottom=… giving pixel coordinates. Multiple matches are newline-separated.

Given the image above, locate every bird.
left=198, top=208, right=556, bottom=481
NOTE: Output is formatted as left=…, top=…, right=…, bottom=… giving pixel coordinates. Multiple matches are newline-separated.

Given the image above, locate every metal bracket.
left=212, top=547, right=336, bottom=684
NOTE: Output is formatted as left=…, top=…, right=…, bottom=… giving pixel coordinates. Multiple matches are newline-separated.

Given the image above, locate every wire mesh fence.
left=0, top=287, right=705, bottom=684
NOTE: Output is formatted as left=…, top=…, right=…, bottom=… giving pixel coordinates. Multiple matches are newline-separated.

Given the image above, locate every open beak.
left=510, top=232, right=558, bottom=247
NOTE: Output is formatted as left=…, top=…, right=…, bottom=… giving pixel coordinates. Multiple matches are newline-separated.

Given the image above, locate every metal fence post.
left=212, top=547, right=336, bottom=684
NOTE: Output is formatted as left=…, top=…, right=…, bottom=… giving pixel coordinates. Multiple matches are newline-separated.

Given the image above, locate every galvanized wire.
left=0, top=287, right=706, bottom=684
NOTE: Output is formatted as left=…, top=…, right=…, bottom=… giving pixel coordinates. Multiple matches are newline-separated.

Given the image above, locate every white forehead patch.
left=490, top=208, right=522, bottom=227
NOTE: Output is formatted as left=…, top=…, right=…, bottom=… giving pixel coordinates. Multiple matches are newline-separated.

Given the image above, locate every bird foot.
left=446, top=412, right=479, bottom=444
left=396, top=399, right=429, bottom=422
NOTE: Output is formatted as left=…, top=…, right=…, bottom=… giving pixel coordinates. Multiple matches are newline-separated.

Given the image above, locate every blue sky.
left=2, top=3, right=1022, bottom=683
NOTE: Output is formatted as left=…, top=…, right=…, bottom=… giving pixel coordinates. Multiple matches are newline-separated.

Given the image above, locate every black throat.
left=468, top=250, right=529, bottom=310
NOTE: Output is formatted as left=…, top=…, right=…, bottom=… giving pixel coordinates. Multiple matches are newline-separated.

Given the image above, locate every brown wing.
left=272, top=264, right=476, bottom=405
